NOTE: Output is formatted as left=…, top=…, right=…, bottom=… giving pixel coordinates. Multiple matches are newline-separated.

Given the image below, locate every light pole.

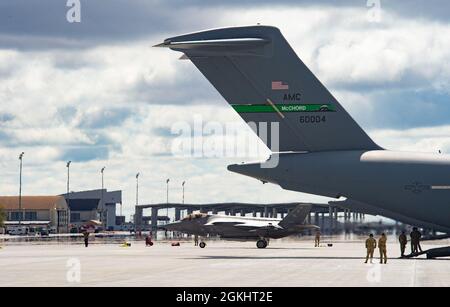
left=100, top=166, right=105, bottom=223
left=136, top=173, right=140, bottom=207
left=66, top=161, right=71, bottom=231
left=182, top=181, right=186, bottom=204
left=66, top=161, right=71, bottom=195
left=166, top=178, right=170, bottom=222
left=18, top=152, right=24, bottom=225
left=181, top=181, right=186, bottom=220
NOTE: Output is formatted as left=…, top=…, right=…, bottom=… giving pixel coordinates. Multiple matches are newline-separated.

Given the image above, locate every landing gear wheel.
left=199, top=242, right=206, bottom=248
left=256, top=240, right=267, bottom=249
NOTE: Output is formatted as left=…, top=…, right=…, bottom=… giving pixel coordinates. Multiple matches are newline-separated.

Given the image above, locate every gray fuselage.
left=228, top=150, right=450, bottom=233
left=164, top=215, right=315, bottom=240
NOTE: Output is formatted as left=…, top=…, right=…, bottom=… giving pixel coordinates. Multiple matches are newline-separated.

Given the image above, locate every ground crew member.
left=410, top=227, right=423, bottom=254
left=194, top=235, right=199, bottom=246
left=145, top=234, right=153, bottom=247
left=378, top=233, right=387, bottom=264
left=416, top=229, right=423, bottom=253
left=365, top=234, right=377, bottom=263
left=399, top=231, right=407, bottom=257
left=314, top=229, right=321, bottom=247
left=83, top=231, right=90, bottom=248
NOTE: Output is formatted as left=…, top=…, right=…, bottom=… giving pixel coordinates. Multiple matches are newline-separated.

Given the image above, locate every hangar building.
left=62, top=189, right=122, bottom=230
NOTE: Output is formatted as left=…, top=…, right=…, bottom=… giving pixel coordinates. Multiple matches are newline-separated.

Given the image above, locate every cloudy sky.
left=1, top=0, right=450, bottom=219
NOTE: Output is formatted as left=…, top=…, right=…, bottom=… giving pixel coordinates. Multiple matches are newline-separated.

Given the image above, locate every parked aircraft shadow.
left=402, top=257, right=450, bottom=261
left=183, top=255, right=450, bottom=261
left=206, top=247, right=316, bottom=250
left=185, top=256, right=368, bottom=260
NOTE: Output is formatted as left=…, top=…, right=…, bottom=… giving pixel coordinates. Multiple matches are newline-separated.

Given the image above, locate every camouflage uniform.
left=365, top=236, right=377, bottom=263
left=378, top=235, right=387, bottom=264
left=410, top=229, right=423, bottom=254
left=314, top=230, right=321, bottom=247
left=83, top=231, right=90, bottom=248
left=399, top=233, right=407, bottom=257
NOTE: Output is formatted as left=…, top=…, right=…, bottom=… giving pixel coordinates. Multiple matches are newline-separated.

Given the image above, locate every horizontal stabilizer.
left=155, top=38, right=270, bottom=57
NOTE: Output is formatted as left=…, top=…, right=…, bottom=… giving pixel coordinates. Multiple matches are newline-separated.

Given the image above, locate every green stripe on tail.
left=231, top=104, right=335, bottom=113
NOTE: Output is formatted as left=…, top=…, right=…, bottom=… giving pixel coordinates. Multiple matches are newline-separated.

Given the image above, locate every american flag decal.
left=271, top=81, right=289, bottom=90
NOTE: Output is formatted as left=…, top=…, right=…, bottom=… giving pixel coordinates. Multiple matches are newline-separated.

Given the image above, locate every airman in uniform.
left=410, top=227, right=423, bottom=254
left=145, top=233, right=153, bottom=247
left=314, top=229, right=321, bottom=247
left=83, top=231, right=90, bottom=248
left=378, top=233, right=387, bottom=264
left=399, top=231, right=407, bottom=257
left=194, top=235, right=199, bottom=246
left=365, top=234, right=377, bottom=263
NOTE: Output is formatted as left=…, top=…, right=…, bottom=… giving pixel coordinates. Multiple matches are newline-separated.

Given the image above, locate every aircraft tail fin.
left=157, top=25, right=380, bottom=152
left=278, top=204, right=311, bottom=229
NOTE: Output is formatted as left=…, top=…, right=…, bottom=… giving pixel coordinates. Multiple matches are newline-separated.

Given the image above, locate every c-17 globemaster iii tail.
left=155, top=25, right=380, bottom=152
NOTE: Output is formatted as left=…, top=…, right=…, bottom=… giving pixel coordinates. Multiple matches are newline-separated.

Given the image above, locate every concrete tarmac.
left=0, top=239, right=449, bottom=287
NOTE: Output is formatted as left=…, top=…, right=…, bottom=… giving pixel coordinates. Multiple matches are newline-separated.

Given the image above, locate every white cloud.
left=216, top=6, right=450, bottom=90
left=372, top=125, right=450, bottom=153
left=1, top=4, right=450, bottom=220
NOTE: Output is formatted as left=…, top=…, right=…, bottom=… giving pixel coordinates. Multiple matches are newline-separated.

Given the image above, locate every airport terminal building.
left=0, top=189, right=123, bottom=233
left=0, top=196, right=69, bottom=233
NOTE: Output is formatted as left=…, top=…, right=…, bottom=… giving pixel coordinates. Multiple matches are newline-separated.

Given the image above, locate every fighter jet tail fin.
left=278, top=204, right=312, bottom=229
left=158, top=25, right=380, bottom=152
